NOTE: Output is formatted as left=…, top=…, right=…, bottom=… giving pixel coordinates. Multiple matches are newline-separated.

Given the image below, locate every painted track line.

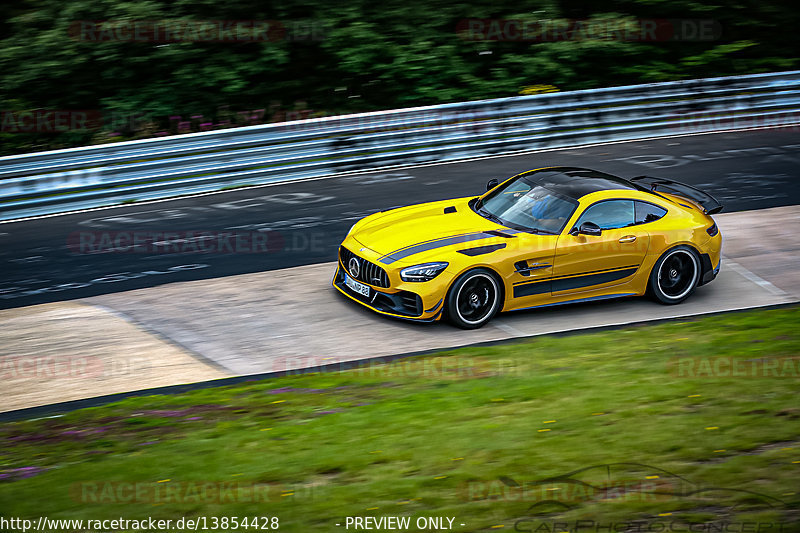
left=722, top=258, right=792, bottom=298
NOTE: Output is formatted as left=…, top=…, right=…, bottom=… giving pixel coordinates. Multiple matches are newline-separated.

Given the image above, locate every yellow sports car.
left=333, top=167, right=722, bottom=329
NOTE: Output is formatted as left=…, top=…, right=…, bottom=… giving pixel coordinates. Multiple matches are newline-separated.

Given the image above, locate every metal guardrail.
left=1, top=70, right=799, bottom=221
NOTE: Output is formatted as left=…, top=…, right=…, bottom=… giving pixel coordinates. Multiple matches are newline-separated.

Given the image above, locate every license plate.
left=345, top=272, right=370, bottom=297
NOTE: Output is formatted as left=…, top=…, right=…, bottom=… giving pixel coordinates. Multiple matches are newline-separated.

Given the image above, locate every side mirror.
left=571, top=221, right=602, bottom=236
left=486, top=178, right=499, bottom=191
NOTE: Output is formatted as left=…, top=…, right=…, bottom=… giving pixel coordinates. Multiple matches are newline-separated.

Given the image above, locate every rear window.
left=635, top=201, right=667, bottom=224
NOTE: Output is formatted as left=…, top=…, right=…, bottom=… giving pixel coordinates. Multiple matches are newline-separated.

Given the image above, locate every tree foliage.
left=0, top=0, right=797, bottom=154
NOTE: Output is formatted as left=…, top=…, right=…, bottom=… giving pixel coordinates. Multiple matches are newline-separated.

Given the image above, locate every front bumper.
left=332, top=264, right=444, bottom=322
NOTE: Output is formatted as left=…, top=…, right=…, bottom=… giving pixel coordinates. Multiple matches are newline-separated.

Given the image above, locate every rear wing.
left=630, top=176, right=723, bottom=215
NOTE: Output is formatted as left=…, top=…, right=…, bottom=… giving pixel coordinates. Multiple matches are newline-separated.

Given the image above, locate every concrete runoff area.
left=1, top=205, right=798, bottom=412
left=714, top=206, right=800, bottom=300
left=0, top=302, right=227, bottom=412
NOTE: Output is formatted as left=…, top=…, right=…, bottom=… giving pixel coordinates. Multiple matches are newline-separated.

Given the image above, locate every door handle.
left=618, top=235, right=637, bottom=243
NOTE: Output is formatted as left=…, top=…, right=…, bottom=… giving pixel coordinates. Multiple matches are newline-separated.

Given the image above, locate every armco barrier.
left=1, top=70, right=799, bottom=221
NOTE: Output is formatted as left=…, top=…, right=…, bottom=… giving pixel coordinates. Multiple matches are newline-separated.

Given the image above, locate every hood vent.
left=458, top=243, right=507, bottom=256
left=443, top=206, right=457, bottom=214
left=485, top=230, right=515, bottom=238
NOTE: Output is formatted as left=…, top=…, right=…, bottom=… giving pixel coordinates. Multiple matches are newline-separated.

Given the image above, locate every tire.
left=648, top=245, right=701, bottom=305
left=445, top=268, right=502, bottom=329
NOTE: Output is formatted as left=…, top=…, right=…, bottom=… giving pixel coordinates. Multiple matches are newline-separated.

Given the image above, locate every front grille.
left=339, top=246, right=390, bottom=288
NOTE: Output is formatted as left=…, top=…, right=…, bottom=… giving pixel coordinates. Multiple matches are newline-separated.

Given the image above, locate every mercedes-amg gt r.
left=333, top=167, right=722, bottom=329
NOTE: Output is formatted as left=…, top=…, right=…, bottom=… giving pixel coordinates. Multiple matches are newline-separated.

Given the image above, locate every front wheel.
left=445, top=268, right=502, bottom=329
left=649, top=245, right=701, bottom=305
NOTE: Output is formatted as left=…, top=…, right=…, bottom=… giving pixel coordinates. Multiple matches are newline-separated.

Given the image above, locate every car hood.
left=349, top=197, right=517, bottom=264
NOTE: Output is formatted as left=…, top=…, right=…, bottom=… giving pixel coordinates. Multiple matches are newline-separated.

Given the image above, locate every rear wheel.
left=445, top=268, right=502, bottom=329
left=649, top=245, right=701, bottom=304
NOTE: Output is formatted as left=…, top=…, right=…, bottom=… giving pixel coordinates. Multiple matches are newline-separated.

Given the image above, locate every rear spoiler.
left=630, top=176, right=723, bottom=215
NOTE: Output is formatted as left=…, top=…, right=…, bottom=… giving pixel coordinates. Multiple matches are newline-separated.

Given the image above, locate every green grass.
left=1, top=307, right=799, bottom=532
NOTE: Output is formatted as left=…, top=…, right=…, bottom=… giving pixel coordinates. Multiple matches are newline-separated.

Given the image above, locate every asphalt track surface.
left=1, top=128, right=799, bottom=310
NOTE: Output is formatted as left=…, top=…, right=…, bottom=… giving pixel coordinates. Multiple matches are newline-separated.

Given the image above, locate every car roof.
left=520, top=167, right=639, bottom=199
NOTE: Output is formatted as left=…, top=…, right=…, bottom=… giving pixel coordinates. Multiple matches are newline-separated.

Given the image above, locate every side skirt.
left=510, top=293, right=638, bottom=312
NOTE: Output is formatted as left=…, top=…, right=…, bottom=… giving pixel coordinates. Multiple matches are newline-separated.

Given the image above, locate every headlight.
left=400, top=262, right=448, bottom=282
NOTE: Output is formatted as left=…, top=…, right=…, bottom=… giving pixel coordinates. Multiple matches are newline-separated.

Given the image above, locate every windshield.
left=475, top=176, right=578, bottom=234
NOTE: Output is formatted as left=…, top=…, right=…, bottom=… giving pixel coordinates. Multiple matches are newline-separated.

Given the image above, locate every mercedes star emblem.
left=348, top=257, right=360, bottom=278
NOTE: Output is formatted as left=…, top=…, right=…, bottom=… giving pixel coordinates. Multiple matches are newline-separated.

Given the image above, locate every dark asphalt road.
left=1, top=128, right=798, bottom=309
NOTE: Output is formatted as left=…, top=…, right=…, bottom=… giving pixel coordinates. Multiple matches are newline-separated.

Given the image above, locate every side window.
left=634, top=201, right=667, bottom=224
left=575, top=200, right=634, bottom=230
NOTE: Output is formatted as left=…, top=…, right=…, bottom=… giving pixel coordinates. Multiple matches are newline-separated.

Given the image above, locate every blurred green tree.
left=0, top=0, right=797, bottom=154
